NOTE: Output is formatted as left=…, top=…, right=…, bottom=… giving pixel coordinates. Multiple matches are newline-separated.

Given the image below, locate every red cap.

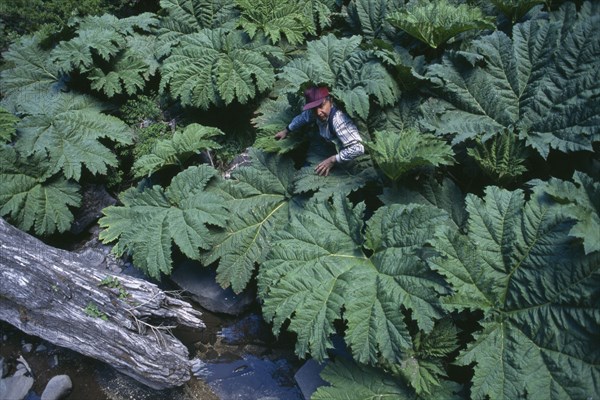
left=303, top=86, right=329, bottom=111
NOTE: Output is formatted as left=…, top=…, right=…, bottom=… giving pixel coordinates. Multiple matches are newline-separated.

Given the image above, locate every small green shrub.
left=84, top=302, right=108, bottom=320
left=99, top=276, right=130, bottom=299
left=466, top=131, right=529, bottom=186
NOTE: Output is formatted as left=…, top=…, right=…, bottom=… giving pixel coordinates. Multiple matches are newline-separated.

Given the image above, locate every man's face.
left=314, top=98, right=332, bottom=121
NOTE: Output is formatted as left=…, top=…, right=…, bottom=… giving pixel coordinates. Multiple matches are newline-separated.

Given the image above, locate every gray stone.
left=41, top=375, right=72, bottom=400
left=48, top=355, right=59, bottom=369
left=170, top=261, right=255, bottom=316
left=21, top=343, right=33, bottom=353
left=35, top=344, right=47, bottom=353
left=294, top=359, right=327, bottom=400
left=0, top=375, right=34, bottom=400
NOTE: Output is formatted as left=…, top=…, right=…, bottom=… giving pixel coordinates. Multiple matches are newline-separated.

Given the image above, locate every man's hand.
left=315, top=155, right=336, bottom=176
left=275, top=128, right=288, bottom=140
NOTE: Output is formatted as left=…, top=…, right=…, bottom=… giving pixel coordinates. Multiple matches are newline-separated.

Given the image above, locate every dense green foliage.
left=421, top=1, right=600, bottom=158
left=0, top=0, right=132, bottom=50
left=1, top=0, right=598, bottom=398
left=387, top=0, right=495, bottom=48
left=132, top=123, right=223, bottom=177
left=235, top=0, right=317, bottom=45
left=367, top=129, right=454, bottom=181
left=2, top=5, right=160, bottom=98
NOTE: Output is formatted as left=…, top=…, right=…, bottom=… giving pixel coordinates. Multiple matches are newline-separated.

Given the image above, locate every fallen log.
left=0, top=218, right=204, bottom=390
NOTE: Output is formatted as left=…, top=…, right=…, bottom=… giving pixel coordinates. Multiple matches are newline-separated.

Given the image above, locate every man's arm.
left=332, top=112, right=364, bottom=162
left=275, top=110, right=314, bottom=140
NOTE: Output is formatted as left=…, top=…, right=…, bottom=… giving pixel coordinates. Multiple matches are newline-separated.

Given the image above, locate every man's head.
left=303, top=86, right=332, bottom=121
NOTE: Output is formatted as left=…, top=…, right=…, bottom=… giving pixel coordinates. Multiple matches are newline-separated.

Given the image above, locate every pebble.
left=41, top=375, right=72, bottom=400
left=35, top=344, right=47, bottom=353
left=49, top=355, right=59, bottom=369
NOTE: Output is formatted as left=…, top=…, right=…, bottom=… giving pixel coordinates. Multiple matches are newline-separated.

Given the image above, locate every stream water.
left=0, top=304, right=305, bottom=400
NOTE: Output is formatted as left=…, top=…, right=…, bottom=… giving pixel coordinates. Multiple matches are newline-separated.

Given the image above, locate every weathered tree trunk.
left=0, top=218, right=204, bottom=390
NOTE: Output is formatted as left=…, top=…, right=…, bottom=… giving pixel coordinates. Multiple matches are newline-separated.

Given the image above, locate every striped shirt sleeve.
left=332, top=111, right=364, bottom=163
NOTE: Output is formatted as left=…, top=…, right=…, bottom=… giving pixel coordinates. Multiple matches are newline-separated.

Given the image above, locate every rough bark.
left=0, top=218, right=204, bottom=390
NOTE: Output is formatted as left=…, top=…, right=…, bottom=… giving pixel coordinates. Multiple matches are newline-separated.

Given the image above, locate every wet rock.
left=170, top=261, right=255, bottom=316
left=21, top=343, right=33, bottom=354
left=294, top=359, right=327, bottom=400
left=70, top=184, right=117, bottom=235
left=35, top=345, right=47, bottom=353
left=0, top=374, right=34, bottom=400
left=219, top=313, right=272, bottom=345
left=40, top=375, right=72, bottom=400
left=48, top=356, right=59, bottom=370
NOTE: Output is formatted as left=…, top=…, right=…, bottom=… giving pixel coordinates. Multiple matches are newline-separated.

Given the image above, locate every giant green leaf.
left=312, top=357, right=462, bottom=400
left=50, top=13, right=159, bottom=97
left=312, top=358, right=415, bottom=399
left=293, top=155, right=379, bottom=201
left=157, top=0, right=239, bottom=56
left=99, top=165, right=228, bottom=279
left=491, top=0, right=545, bottom=23
left=51, top=13, right=158, bottom=72
left=379, top=176, right=466, bottom=230
left=421, top=2, right=600, bottom=158
left=203, top=149, right=295, bottom=293
left=259, top=195, right=449, bottom=363
left=15, top=92, right=133, bottom=181
left=0, top=35, right=63, bottom=112
left=428, top=186, right=600, bottom=399
left=160, top=28, right=277, bottom=109
left=88, top=55, right=147, bottom=97
left=0, top=146, right=81, bottom=235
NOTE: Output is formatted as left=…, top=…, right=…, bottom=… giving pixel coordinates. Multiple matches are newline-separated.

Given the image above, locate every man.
left=275, top=86, right=364, bottom=176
